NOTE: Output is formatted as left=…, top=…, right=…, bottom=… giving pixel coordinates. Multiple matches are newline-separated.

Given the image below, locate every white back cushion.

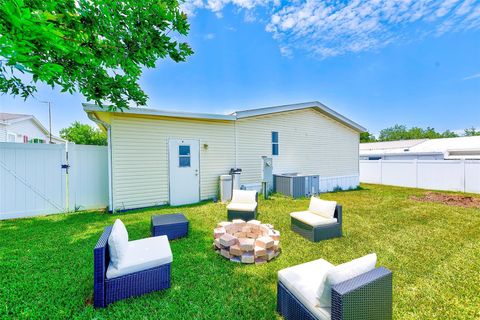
left=317, top=253, right=377, bottom=307
left=309, top=197, right=337, bottom=219
left=231, top=190, right=257, bottom=204
left=108, top=219, right=129, bottom=268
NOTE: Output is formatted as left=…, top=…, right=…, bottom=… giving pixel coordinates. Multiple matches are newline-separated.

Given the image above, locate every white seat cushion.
left=108, top=219, right=129, bottom=268
left=230, top=190, right=257, bottom=204
left=309, top=197, right=337, bottom=219
left=227, top=202, right=257, bottom=212
left=278, top=259, right=334, bottom=320
left=106, top=235, right=173, bottom=279
left=290, top=211, right=337, bottom=227
left=317, top=253, right=377, bottom=307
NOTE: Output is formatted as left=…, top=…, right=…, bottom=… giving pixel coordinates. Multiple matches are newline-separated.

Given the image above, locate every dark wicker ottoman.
left=151, top=213, right=189, bottom=240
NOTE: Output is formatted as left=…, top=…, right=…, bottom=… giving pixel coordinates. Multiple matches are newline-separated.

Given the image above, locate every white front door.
left=169, top=139, right=200, bottom=206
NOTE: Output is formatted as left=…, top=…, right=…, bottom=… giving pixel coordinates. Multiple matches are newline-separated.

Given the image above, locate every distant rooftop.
left=360, top=136, right=480, bottom=159
left=0, top=113, right=31, bottom=122
left=360, top=139, right=427, bottom=151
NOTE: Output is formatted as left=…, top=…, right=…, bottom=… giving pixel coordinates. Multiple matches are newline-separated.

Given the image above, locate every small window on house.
left=272, top=131, right=279, bottom=155
left=179, top=145, right=191, bottom=167
left=7, top=133, right=16, bottom=142
left=368, top=156, right=382, bottom=160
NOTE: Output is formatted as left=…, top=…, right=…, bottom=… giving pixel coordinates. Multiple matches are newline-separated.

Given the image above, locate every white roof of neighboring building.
left=360, top=136, right=480, bottom=159
left=0, top=112, right=65, bottom=143
left=360, top=139, right=427, bottom=151
left=83, top=101, right=366, bottom=133
left=0, top=113, right=32, bottom=123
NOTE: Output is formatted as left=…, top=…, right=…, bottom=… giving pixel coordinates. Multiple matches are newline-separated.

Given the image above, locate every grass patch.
left=1, top=184, right=479, bottom=319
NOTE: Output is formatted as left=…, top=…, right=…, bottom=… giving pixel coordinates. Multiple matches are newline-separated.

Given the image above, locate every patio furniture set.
left=93, top=190, right=392, bottom=320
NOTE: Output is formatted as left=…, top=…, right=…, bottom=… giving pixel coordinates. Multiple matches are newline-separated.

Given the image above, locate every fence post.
left=414, top=159, right=418, bottom=188
left=65, top=142, right=70, bottom=212
left=462, top=159, right=466, bottom=192
left=379, top=159, right=383, bottom=184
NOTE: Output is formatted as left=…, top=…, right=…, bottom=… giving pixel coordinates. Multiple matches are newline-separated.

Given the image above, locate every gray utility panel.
left=274, top=173, right=320, bottom=198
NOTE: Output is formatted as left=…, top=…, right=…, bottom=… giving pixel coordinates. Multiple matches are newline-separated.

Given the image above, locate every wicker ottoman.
left=151, top=213, right=189, bottom=240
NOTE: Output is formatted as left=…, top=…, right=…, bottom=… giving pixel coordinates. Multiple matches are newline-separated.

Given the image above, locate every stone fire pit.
left=213, top=219, right=281, bottom=264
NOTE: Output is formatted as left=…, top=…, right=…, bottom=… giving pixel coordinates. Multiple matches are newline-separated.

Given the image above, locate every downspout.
left=234, top=119, right=238, bottom=168
left=88, top=112, right=113, bottom=212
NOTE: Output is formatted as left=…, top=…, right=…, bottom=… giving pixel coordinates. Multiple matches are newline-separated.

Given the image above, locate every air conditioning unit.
left=274, top=173, right=319, bottom=198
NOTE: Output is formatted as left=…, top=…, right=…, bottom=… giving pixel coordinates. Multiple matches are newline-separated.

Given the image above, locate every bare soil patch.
left=411, top=191, right=480, bottom=208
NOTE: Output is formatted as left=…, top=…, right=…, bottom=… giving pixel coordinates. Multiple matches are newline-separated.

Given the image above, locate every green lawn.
left=1, top=184, right=479, bottom=320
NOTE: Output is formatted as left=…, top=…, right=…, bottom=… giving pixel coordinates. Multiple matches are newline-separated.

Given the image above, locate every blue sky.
left=0, top=0, right=479, bottom=136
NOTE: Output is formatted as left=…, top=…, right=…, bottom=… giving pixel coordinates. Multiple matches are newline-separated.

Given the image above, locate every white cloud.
left=266, top=0, right=480, bottom=58
left=204, top=33, right=216, bottom=40
left=182, top=0, right=480, bottom=58
left=279, top=45, right=293, bottom=58
left=182, top=0, right=276, bottom=15
left=462, top=72, right=480, bottom=80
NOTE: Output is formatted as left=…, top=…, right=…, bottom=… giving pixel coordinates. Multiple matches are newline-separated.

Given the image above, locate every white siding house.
left=84, top=101, right=365, bottom=211
left=0, top=113, right=64, bottom=144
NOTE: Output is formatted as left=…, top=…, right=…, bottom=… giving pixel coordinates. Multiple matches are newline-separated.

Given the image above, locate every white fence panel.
left=381, top=161, right=417, bottom=188
left=0, top=143, right=66, bottom=218
left=417, top=161, right=464, bottom=192
left=358, top=161, right=382, bottom=184
left=360, top=159, right=480, bottom=194
left=0, top=142, right=108, bottom=220
left=465, top=161, right=480, bottom=193
left=69, top=144, right=109, bottom=211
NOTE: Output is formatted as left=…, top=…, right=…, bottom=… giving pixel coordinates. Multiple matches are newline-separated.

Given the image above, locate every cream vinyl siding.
left=236, top=108, right=359, bottom=184
left=110, top=114, right=235, bottom=210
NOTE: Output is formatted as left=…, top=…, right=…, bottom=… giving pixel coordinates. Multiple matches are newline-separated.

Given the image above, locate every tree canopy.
left=60, top=121, right=107, bottom=145
left=464, top=127, right=480, bottom=136
left=361, top=124, right=480, bottom=142
left=0, top=0, right=193, bottom=109
left=360, top=131, right=376, bottom=143
left=376, top=124, right=459, bottom=142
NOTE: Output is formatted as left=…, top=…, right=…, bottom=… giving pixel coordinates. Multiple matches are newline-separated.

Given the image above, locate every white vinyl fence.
left=360, top=160, right=480, bottom=193
left=0, top=142, right=108, bottom=220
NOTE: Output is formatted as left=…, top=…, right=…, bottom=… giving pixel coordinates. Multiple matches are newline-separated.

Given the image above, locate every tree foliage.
left=0, top=0, right=193, bottom=109
left=360, top=131, right=376, bottom=143
left=377, top=124, right=459, bottom=141
left=60, top=121, right=107, bottom=145
left=464, top=127, right=480, bottom=136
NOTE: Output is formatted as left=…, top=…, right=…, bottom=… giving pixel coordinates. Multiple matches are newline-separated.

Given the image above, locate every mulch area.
left=411, top=191, right=480, bottom=208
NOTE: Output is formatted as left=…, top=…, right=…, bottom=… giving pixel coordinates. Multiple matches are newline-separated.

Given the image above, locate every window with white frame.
left=272, top=131, right=279, bottom=155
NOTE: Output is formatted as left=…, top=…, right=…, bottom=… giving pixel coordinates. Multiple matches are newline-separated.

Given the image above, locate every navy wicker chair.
left=277, top=255, right=392, bottom=320
left=93, top=222, right=172, bottom=308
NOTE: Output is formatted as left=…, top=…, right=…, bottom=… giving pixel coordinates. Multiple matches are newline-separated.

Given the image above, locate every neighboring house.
left=360, top=136, right=480, bottom=160
left=0, top=113, right=64, bottom=144
left=84, top=101, right=365, bottom=211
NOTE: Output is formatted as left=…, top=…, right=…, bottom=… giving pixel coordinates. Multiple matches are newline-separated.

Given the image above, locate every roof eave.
left=83, top=103, right=236, bottom=121
left=360, top=151, right=445, bottom=157
left=1, top=115, right=33, bottom=125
